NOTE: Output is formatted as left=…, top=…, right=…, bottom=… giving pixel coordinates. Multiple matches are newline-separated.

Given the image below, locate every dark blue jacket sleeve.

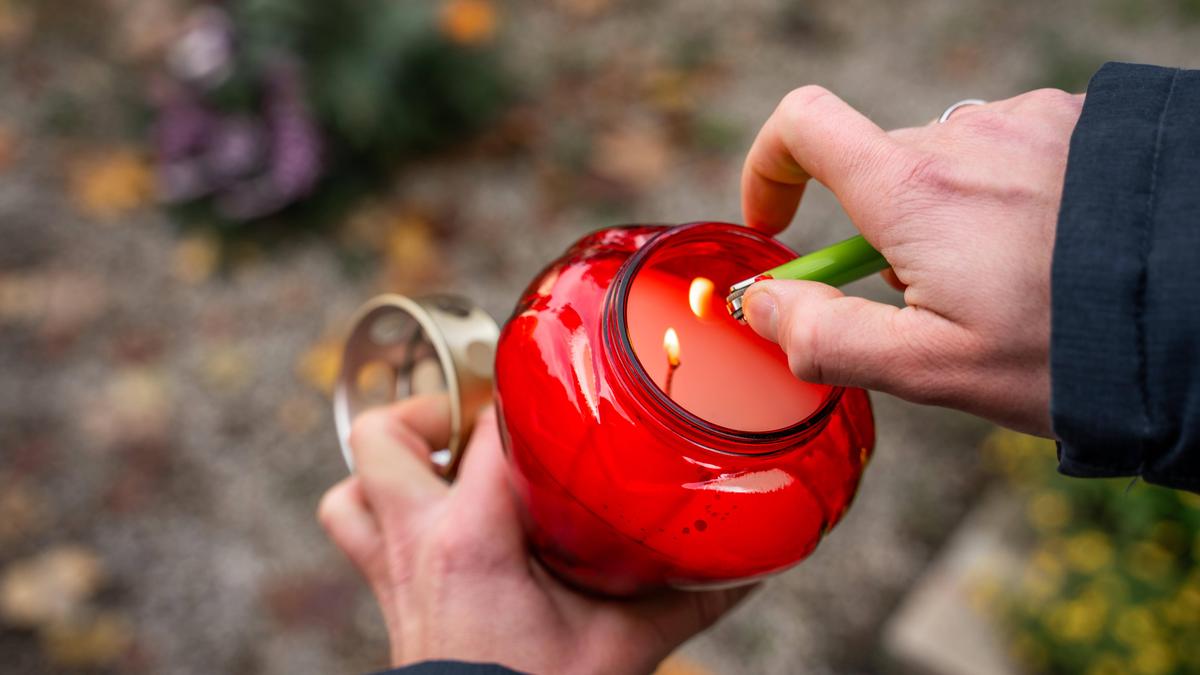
left=1052, top=62, right=1200, bottom=491
left=375, top=661, right=524, bottom=675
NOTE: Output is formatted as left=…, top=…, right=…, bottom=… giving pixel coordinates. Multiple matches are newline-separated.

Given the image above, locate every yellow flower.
left=1113, top=607, right=1158, bottom=646
left=1087, top=572, right=1130, bottom=604
left=1179, top=583, right=1200, bottom=613
left=1132, top=641, right=1176, bottom=675
left=297, top=337, right=342, bottom=396
left=1127, top=540, right=1175, bottom=584
left=68, top=149, right=154, bottom=220
left=1020, top=548, right=1065, bottom=602
left=1026, top=490, right=1072, bottom=532
left=439, top=0, right=496, bottom=46
left=1086, top=653, right=1129, bottom=675
left=1065, top=531, right=1113, bottom=573
left=1045, top=596, right=1106, bottom=643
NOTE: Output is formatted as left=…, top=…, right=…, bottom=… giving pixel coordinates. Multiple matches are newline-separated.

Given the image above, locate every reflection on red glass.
left=495, top=223, right=875, bottom=595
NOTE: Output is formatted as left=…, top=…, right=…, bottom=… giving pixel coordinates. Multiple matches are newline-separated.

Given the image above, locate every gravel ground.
left=3, top=1, right=1200, bottom=674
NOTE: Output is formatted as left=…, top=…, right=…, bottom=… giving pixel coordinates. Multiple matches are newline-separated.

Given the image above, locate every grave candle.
left=495, top=222, right=875, bottom=595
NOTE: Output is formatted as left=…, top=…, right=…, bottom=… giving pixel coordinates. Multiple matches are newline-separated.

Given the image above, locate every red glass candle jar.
left=495, top=222, right=875, bottom=595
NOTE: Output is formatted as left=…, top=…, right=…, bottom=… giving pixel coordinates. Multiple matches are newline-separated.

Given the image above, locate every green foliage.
left=231, top=0, right=506, bottom=161
left=986, top=431, right=1200, bottom=675
left=161, top=0, right=511, bottom=231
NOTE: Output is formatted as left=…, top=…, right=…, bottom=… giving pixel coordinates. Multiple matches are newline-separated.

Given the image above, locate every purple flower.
left=152, top=32, right=326, bottom=222
left=167, top=6, right=235, bottom=90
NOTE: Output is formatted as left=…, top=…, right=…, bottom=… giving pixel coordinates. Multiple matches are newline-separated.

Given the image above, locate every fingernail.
left=743, top=286, right=778, bottom=339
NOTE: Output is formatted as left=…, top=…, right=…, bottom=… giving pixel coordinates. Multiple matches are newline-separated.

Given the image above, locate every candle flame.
left=688, top=277, right=715, bottom=319
left=663, top=327, right=681, bottom=367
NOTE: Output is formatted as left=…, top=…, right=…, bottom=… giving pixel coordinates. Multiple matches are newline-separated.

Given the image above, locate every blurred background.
left=3, top=1, right=1200, bottom=673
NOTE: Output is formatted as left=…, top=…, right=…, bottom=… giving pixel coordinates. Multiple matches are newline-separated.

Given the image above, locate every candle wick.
left=664, top=360, right=680, bottom=398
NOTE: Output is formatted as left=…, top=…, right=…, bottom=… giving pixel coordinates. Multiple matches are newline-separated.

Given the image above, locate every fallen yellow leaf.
left=384, top=214, right=440, bottom=291
left=68, top=149, right=154, bottom=221
left=591, top=121, right=673, bottom=188
left=202, top=345, right=250, bottom=391
left=298, top=337, right=342, bottom=396
left=173, top=234, right=220, bottom=285
left=440, top=0, right=497, bottom=46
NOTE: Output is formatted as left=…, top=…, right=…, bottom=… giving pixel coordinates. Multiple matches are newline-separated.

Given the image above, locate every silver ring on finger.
left=938, top=98, right=987, bottom=124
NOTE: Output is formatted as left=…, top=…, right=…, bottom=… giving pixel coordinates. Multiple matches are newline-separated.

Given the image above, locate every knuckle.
left=888, top=151, right=958, bottom=213
left=956, top=110, right=1017, bottom=140
left=778, top=85, right=835, bottom=118
left=1030, top=87, right=1076, bottom=108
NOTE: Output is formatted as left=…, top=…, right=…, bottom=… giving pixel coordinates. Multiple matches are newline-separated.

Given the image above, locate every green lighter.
left=725, top=234, right=889, bottom=323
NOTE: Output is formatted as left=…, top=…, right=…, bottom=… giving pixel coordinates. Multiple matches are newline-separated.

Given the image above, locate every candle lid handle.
left=333, top=294, right=499, bottom=481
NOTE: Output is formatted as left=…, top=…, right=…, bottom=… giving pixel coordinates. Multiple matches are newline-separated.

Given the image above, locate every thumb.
left=742, top=280, right=949, bottom=399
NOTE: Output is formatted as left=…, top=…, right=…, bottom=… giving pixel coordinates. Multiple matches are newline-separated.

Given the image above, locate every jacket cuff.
left=1052, top=61, right=1200, bottom=490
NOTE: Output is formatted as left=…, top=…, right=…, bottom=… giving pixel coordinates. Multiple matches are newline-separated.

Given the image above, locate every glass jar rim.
left=601, top=222, right=845, bottom=454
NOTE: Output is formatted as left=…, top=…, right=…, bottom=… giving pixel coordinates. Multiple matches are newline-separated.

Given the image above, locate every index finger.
left=741, top=85, right=908, bottom=235
left=349, top=395, right=453, bottom=518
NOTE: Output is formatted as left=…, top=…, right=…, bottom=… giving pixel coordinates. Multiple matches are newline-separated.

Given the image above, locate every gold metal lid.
left=334, top=294, right=499, bottom=480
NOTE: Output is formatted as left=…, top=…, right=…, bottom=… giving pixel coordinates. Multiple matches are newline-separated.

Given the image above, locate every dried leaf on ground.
left=112, top=0, right=185, bottom=62
left=41, top=610, right=135, bottom=668
left=0, top=122, right=16, bottom=173
left=440, top=0, right=497, bottom=46
left=67, top=148, right=155, bottom=221
left=0, top=0, right=32, bottom=48
left=0, top=545, right=106, bottom=629
left=383, top=214, right=440, bottom=291
left=112, top=327, right=168, bottom=364
left=172, top=234, right=220, bottom=285
left=298, top=337, right=341, bottom=396
left=276, top=395, right=323, bottom=437
left=80, top=367, right=172, bottom=449
left=0, top=271, right=110, bottom=348
left=590, top=120, right=673, bottom=189
left=202, top=344, right=251, bottom=391
left=642, top=68, right=697, bottom=114
left=0, top=474, right=48, bottom=546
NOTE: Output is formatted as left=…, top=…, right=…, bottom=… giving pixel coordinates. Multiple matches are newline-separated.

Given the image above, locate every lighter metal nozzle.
left=725, top=274, right=772, bottom=324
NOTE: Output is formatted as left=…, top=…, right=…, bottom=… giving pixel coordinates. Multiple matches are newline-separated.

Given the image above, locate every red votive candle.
left=495, top=222, right=874, bottom=595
